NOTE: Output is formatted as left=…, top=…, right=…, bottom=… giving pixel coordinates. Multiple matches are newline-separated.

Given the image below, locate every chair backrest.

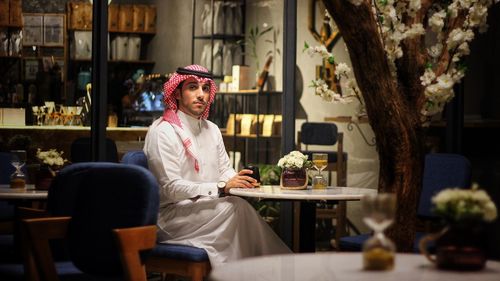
left=297, top=122, right=346, bottom=186
left=418, top=153, right=471, bottom=219
left=121, top=150, right=148, bottom=169
left=299, top=122, right=339, bottom=146
left=47, top=162, right=159, bottom=276
left=70, top=137, right=119, bottom=163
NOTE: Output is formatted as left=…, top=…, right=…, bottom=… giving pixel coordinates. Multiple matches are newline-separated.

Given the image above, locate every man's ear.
left=174, top=88, right=181, bottom=100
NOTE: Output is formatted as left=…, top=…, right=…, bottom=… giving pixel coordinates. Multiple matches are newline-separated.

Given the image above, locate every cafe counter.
left=0, top=125, right=148, bottom=160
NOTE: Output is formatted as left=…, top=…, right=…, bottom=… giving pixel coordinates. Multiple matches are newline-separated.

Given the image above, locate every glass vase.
left=35, top=165, right=56, bottom=190
left=420, top=220, right=487, bottom=271
left=280, top=167, right=308, bottom=190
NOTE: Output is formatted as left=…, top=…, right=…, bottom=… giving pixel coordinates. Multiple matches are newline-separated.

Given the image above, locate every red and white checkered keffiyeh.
left=161, top=64, right=217, bottom=173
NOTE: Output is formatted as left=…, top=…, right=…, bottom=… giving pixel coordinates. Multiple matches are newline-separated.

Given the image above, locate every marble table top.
left=0, top=184, right=48, bottom=200
left=209, top=253, right=500, bottom=281
left=229, top=185, right=376, bottom=201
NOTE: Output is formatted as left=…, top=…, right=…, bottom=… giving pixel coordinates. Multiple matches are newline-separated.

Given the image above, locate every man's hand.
left=225, top=169, right=259, bottom=193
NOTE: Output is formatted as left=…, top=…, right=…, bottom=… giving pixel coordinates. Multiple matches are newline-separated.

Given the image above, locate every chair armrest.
left=17, top=207, right=50, bottom=219
left=113, top=225, right=157, bottom=281
left=22, top=217, right=71, bottom=281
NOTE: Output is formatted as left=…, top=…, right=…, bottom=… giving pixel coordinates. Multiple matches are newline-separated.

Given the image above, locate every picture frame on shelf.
left=22, top=14, right=43, bottom=46
left=24, top=59, right=39, bottom=81
left=43, top=14, right=65, bottom=46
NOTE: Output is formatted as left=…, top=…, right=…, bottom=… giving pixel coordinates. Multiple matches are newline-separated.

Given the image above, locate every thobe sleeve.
left=216, top=127, right=237, bottom=181
left=144, top=122, right=219, bottom=203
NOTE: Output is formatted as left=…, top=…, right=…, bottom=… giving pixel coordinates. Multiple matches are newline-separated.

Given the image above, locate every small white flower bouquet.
left=432, top=184, right=498, bottom=223
left=36, top=148, right=68, bottom=170
left=277, top=151, right=312, bottom=170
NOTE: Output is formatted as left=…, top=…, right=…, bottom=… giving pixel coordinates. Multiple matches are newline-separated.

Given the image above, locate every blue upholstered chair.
left=339, top=153, right=472, bottom=252
left=0, top=152, right=17, bottom=264
left=121, top=150, right=148, bottom=169
left=121, top=150, right=212, bottom=281
left=70, top=137, right=119, bottom=163
left=20, top=162, right=159, bottom=281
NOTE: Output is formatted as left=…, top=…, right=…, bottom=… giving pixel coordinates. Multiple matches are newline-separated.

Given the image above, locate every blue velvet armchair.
left=121, top=150, right=212, bottom=281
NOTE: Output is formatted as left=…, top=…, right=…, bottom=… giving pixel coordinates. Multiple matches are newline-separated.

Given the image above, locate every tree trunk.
left=323, top=0, right=426, bottom=252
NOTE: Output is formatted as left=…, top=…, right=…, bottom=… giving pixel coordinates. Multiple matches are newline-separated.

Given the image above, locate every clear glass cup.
left=362, top=193, right=396, bottom=270
left=10, top=150, right=27, bottom=188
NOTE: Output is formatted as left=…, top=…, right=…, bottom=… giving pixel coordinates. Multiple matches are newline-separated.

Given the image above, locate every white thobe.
left=144, top=111, right=291, bottom=267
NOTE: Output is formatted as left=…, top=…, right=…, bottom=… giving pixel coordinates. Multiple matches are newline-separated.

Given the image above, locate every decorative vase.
left=420, top=220, right=487, bottom=271
left=35, top=165, right=56, bottom=190
left=280, top=167, right=308, bottom=190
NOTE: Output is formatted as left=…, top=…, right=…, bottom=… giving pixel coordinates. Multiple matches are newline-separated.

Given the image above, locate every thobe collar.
left=177, top=110, right=202, bottom=134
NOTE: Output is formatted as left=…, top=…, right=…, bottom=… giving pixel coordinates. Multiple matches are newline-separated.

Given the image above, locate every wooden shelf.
left=0, top=24, right=23, bottom=28
left=68, top=28, right=156, bottom=35
left=218, top=90, right=282, bottom=95
left=324, top=115, right=370, bottom=123
left=222, top=133, right=281, bottom=139
left=71, top=59, right=155, bottom=65
left=0, top=55, right=22, bottom=59
left=194, top=34, right=244, bottom=40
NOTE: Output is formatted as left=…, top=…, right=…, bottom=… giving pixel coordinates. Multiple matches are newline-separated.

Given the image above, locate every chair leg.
left=334, top=201, right=347, bottom=250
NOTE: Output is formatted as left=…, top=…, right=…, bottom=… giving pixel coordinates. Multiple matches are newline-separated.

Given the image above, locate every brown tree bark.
left=323, top=0, right=426, bottom=252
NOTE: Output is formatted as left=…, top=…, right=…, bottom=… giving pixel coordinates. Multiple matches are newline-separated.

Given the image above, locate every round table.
left=0, top=184, right=48, bottom=200
left=209, top=253, right=500, bottom=281
left=229, top=185, right=376, bottom=200
left=229, top=186, right=376, bottom=252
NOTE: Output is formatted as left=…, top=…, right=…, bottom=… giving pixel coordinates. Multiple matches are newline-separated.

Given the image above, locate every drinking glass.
left=10, top=150, right=27, bottom=188
left=362, top=193, right=396, bottom=270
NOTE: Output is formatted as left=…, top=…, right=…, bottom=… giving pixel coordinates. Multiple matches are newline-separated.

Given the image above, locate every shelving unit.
left=191, top=0, right=246, bottom=79
left=65, top=1, right=157, bottom=117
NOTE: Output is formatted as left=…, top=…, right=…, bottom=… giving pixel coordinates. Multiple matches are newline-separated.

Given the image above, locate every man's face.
left=176, top=77, right=211, bottom=118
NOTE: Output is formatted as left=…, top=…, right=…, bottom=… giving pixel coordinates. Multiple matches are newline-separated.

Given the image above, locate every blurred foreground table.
left=209, top=253, right=500, bottom=281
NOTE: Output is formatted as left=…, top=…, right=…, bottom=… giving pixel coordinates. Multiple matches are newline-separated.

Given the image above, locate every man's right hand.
left=225, top=169, right=259, bottom=193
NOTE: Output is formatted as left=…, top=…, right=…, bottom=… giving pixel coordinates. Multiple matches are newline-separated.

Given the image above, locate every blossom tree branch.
left=317, top=0, right=499, bottom=251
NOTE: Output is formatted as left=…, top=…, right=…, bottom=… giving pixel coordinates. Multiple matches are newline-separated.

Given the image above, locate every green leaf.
left=328, top=56, right=335, bottom=64
left=425, top=62, right=433, bottom=69
left=259, top=26, right=273, bottom=36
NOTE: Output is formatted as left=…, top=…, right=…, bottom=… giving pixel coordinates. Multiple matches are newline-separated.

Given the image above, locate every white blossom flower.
left=428, top=10, right=447, bottom=32
left=348, top=0, right=365, bottom=6
left=277, top=151, right=311, bottom=169
left=36, top=148, right=67, bottom=169
left=428, top=43, right=443, bottom=58
left=335, top=63, right=352, bottom=77
left=420, top=69, right=436, bottom=86
left=432, top=186, right=498, bottom=222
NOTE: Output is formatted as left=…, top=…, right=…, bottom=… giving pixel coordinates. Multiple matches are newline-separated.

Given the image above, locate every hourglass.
left=312, top=153, right=328, bottom=189
left=362, top=193, right=396, bottom=270
left=10, top=150, right=27, bottom=188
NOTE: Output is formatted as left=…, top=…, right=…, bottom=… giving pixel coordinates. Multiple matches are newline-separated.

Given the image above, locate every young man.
left=144, top=64, right=290, bottom=267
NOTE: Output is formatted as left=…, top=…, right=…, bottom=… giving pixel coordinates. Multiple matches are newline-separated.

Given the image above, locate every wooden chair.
left=297, top=122, right=349, bottom=249
left=122, top=150, right=212, bottom=281
left=20, top=162, right=160, bottom=281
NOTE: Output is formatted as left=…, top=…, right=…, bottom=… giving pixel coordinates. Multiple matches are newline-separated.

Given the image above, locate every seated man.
left=144, top=64, right=290, bottom=267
